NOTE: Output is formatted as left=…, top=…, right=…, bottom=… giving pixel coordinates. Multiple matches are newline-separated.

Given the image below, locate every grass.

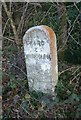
left=2, top=42, right=81, bottom=119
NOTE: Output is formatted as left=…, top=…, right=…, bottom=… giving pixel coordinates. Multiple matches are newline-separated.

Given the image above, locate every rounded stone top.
left=23, top=25, right=56, bottom=47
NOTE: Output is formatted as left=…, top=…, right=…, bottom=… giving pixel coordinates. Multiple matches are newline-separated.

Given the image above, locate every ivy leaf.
left=69, top=93, right=79, bottom=102
left=25, top=93, right=31, bottom=100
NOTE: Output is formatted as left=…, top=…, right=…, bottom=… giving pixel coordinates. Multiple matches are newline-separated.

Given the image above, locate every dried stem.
left=2, top=1, right=19, bottom=46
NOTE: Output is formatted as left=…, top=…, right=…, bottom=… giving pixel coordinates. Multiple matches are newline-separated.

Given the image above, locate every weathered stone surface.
left=23, top=25, right=58, bottom=95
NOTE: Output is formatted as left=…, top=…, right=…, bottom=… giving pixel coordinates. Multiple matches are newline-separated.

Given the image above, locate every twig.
left=71, top=72, right=81, bottom=82
left=72, top=66, right=81, bottom=76
left=2, top=1, right=19, bottom=45
left=69, top=67, right=81, bottom=84
left=17, top=3, right=28, bottom=35
left=17, top=102, right=32, bottom=116
left=59, top=66, right=80, bottom=75
left=69, top=34, right=81, bottom=47
left=0, top=35, right=15, bottom=42
left=74, top=2, right=80, bottom=13
left=2, top=18, right=10, bottom=35
left=11, top=63, right=27, bottom=77
left=40, top=4, right=53, bottom=23
left=58, top=13, right=80, bottom=53
left=13, top=78, right=40, bottom=102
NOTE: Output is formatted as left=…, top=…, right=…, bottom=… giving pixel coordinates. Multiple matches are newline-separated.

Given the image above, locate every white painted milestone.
left=23, top=25, right=58, bottom=95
